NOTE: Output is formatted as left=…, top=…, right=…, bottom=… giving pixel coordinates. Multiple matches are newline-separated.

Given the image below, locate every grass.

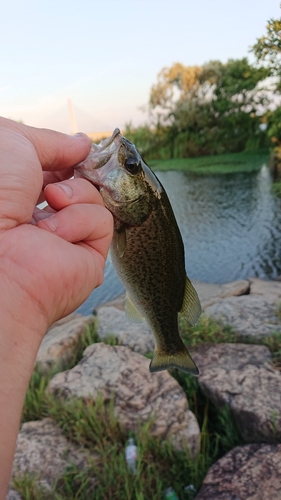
left=179, top=314, right=281, bottom=370
left=272, top=181, right=281, bottom=197
left=22, top=321, right=118, bottom=423
left=16, top=312, right=281, bottom=498
left=149, top=150, right=269, bottom=175
left=15, top=388, right=244, bottom=500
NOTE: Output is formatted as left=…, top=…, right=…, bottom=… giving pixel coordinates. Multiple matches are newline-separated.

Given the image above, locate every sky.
left=1, top=0, right=281, bottom=135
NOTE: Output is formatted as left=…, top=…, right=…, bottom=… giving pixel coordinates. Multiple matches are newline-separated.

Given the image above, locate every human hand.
left=0, top=118, right=113, bottom=335
left=0, top=117, right=113, bottom=496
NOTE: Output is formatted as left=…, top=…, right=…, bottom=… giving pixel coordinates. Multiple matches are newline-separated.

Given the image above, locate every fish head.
left=75, top=129, right=162, bottom=225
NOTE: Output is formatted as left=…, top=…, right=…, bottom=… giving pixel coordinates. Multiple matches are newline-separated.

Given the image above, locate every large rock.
left=97, top=306, right=154, bottom=354
left=204, top=295, right=281, bottom=337
left=11, top=419, right=95, bottom=490
left=191, top=343, right=281, bottom=442
left=195, top=443, right=281, bottom=500
left=192, top=279, right=249, bottom=309
left=250, top=277, right=281, bottom=301
left=36, top=313, right=95, bottom=371
left=48, top=343, right=200, bottom=455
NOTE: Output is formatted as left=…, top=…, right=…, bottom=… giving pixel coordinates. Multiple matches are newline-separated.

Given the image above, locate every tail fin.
left=149, top=346, right=199, bottom=376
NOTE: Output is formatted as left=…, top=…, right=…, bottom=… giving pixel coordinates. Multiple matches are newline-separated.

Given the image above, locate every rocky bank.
left=8, top=278, right=281, bottom=499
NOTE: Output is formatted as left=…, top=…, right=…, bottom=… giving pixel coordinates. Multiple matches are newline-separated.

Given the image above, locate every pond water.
left=77, top=163, right=281, bottom=315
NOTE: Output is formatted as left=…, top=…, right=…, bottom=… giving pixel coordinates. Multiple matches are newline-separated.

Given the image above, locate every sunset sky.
left=1, top=0, right=280, bottom=134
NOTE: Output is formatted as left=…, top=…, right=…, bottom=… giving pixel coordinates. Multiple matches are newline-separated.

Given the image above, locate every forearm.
left=0, top=305, right=47, bottom=498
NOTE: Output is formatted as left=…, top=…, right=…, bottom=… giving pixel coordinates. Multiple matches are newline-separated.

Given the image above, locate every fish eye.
left=124, top=157, right=141, bottom=175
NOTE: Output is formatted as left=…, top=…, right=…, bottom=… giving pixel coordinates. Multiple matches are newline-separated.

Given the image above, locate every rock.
left=96, top=293, right=126, bottom=311
left=48, top=343, right=200, bottom=455
left=250, top=278, right=281, bottom=302
left=36, top=313, right=96, bottom=371
left=192, top=280, right=250, bottom=310
left=195, top=443, right=281, bottom=500
left=11, top=418, right=95, bottom=490
left=97, top=306, right=154, bottom=354
left=191, top=343, right=281, bottom=442
left=6, top=491, right=22, bottom=500
left=204, top=295, right=281, bottom=337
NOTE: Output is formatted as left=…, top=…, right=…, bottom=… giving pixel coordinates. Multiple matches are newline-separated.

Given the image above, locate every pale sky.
left=1, top=0, right=281, bottom=135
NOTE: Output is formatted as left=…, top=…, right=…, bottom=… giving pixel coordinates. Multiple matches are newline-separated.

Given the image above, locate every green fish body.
left=75, top=129, right=201, bottom=375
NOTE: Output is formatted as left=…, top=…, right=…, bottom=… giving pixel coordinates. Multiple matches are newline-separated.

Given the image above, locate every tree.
left=148, top=59, right=269, bottom=156
left=252, top=17, right=281, bottom=74
left=251, top=12, right=281, bottom=154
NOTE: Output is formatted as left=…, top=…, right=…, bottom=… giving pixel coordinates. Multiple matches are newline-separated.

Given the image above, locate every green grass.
left=15, top=388, right=244, bottom=500
left=272, top=181, right=281, bottom=197
left=22, top=321, right=119, bottom=423
left=179, top=315, right=238, bottom=346
left=149, top=150, right=269, bottom=174
left=16, top=312, right=281, bottom=499
left=179, top=314, right=281, bottom=370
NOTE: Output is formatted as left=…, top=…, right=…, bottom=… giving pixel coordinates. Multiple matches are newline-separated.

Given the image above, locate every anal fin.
left=180, top=276, right=201, bottom=326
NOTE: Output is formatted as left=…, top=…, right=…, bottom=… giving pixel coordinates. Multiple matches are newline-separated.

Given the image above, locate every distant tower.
left=68, top=98, right=78, bottom=134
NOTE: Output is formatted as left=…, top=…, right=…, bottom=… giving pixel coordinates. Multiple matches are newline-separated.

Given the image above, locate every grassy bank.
left=149, top=150, right=269, bottom=175
left=14, top=315, right=281, bottom=499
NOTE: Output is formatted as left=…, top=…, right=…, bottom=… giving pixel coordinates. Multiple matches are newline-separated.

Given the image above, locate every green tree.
left=251, top=11, right=281, bottom=155
left=148, top=59, right=269, bottom=157
left=252, top=17, right=281, bottom=74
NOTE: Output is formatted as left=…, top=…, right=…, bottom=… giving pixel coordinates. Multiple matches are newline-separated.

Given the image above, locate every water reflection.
left=77, top=164, right=281, bottom=314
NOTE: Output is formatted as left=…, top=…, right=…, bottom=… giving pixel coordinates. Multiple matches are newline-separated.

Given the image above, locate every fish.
left=74, top=128, right=201, bottom=375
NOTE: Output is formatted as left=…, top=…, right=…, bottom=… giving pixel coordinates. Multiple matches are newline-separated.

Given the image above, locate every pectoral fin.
left=116, top=228, right=127, bottom=258
left=125, top=294, right=145, bottom=324
left=180, top=276, right=201, bottom=326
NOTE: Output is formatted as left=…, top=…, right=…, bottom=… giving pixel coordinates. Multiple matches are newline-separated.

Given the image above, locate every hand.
left=0, top=117, right=113, bottom=497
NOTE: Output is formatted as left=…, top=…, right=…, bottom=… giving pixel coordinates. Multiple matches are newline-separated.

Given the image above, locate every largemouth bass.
left=75, top=129, right=201, bottom=375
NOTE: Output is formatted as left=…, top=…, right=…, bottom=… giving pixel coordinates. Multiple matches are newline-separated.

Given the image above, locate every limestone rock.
left=97, top=306, right=154, bottom=355
left=195, top=443, right=281, bottom=500
left=11, top=418, right=94, bottom=489
left=250, top=278, right=281, bottom=301
left=36, top=313, right=96, bottom=371
left=191, top=343, right=281, bottom=442
left=48, top=343, right=200, bottom=455
left=204, top=295, right=281, bottom=337
left=192, top=279, right=249, bottom=309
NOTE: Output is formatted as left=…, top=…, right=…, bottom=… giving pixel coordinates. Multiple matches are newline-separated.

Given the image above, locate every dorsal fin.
left=180, top=276, right=201, bottom=326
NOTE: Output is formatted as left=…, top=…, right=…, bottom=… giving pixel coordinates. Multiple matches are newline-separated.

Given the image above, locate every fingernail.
left=74, top=132, right=86, bottom=139
left=43, top=214, right=58, bottom=232
left=58, top=183, right=73, bottom=198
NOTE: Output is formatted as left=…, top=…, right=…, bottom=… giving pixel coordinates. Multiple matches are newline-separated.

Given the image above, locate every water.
left=77, top=163, right=281, bottom=315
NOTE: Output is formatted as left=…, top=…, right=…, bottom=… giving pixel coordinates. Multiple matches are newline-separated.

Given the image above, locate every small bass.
left=75, top=129, right=201, bottom=375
